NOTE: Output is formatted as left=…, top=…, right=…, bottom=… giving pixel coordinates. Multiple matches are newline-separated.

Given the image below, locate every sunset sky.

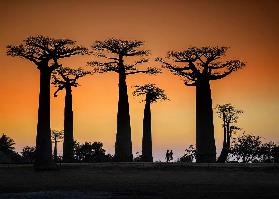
left=0, top=0, right=278, bottom=160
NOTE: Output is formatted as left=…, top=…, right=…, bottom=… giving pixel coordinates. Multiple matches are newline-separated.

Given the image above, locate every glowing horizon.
left=0, top=0, right=278, bottom=161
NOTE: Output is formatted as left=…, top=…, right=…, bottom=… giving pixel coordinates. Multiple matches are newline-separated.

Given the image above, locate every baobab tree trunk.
left=196, top=79, right=216, bottom=163
left=115, top=69, right=133, bottom=162
left=142, top=99, right=153, bottom=162
left=217, top=123, right=228, bottom=163
left=35, top=69, right=54, bottom=169
left=63, top=85, right=74, bottom=162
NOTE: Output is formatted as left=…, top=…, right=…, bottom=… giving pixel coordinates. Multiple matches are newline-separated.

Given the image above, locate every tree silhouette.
left=133, top=84, right=168, bottom=162
left=216, top=104, right=243, bottom=163
left=21, top=146, right=36, bottom=163
left=73, top=141, right=112, bottom=162
left=272, top=145, right=279, bottom=163
left=179, top=145, right=196, bottom=163
left=0, top=134, right=15, bottom=153
left=157, top=47, right=245, bottom=162
left=88, top=38, right=160, bottom=161
left=7, top=35, right=87, bottom=169
left=231, top=132, right=261, bottom=163
left=52, top=66, right=91, bottom=162
left=51, top=130, right=64, bottom=162
left=258, top=142, right=279, bottom=163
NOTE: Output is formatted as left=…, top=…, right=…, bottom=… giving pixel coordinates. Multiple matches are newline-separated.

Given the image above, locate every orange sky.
left=0, top=0, right=279, bottom=160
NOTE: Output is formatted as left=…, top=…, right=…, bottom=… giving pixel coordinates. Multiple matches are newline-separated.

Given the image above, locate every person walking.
left=165, top=150, right=170, bottom=162
left=169, top=150, right=173, bottom=162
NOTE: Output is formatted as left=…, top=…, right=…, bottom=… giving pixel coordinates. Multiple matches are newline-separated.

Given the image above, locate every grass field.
left=0, top=163, right=279, bottom=199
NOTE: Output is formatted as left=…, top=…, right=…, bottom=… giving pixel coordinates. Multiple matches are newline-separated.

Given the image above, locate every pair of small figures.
left=165, top=150, right=173, bottom=162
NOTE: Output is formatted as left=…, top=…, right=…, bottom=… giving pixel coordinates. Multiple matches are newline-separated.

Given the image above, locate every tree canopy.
left=7, top=35, right=88, bottom=70
left=51, top=130, right=64, bottom=142
left=52, top=66, right=91, bottom=97
left=156, top=46, right=245, bottom=86
left=133, top=83, right=169, bottom=103
left=88, top=38, right=160, bottom=75
left=216, top=104, right=243, bottom=125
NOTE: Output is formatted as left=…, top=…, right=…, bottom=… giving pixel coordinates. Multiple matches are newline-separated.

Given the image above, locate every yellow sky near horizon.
left=0, top=0, right=279, bottom=160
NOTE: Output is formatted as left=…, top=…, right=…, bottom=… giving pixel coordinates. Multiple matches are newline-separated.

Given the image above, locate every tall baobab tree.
left=133, top=84, right=168, bottom=162
left=7, top=35, right=88, bottom=169
left=88, top=38, right=160, bottom=161
left=216, top=103, right=243, bottom=163
left=157, top=47, right=245, bottom=162
left=51, top=130, right=64, bottom=162
left=52, top=66, right=91, bottom=162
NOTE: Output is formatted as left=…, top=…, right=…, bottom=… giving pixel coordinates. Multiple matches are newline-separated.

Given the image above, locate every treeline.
left=0, top=133, right=112, bottom=164
left=180, top=132, right=279, bottom=163
left=1, top=132, right=278, bottom=164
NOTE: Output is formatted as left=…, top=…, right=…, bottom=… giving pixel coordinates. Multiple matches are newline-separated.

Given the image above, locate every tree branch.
left=126, top=67, right=161, bottom=75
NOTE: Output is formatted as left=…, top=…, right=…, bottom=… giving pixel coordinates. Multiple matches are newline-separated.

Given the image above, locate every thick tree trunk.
left=217, top=124, right=228, bottom=163
left=34, top=70, right=54, bottom=169
left=114, top=70, right=133, bottom=162
left=196, top=79, right=216, bottom=163
left=142, top=100, right=153, bottom=162
left=63, top=85, right=74, bottom=162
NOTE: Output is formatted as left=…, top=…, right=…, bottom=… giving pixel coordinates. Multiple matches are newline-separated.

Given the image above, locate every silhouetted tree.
left=133, top=152, right=143, bottom=162
left=0, top=134, right=22, bottom=163
left=88, top=38, right=160, bottom=161
left=157, top=47, right=245, bottom=162
left=73, top=141, right=82, bottom=162
left=258, top=142, right=279, bottom=163
left=0, top=134, right=15, bottom=153
left=21, top=146, right=36, bottom=163
left=216, top=104, right=243, bottom=163
left=7, top=35, right=87, bottom=169
left=52, top=66, right=90, bottom=162
left=179, top=145, right=196, bottom=163
left=73, top=141, right=112, bottom=162
left=51, top=130, right=64, bottom=162
left=272, top=145, right=279, bottom=163
left=231, top=132, right=261, bottom=163
left=133, top=84, right=168, bottom=162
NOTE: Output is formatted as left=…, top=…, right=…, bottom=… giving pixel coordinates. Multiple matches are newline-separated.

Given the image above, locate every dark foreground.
left=0, top=163, right=279, bottom=199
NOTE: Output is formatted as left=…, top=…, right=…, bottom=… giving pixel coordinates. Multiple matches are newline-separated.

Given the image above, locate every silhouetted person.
left=88, top=38, right=160, bottom=162
left=166, top=150, right=170, bottom=162
left=157, top=47, right=245, bottom=163
left=169, top=150, right=173, bottom=162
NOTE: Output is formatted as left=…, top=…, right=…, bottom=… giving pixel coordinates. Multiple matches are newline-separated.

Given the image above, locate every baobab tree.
left=157, top=47, right=245, bottom=162
left=215, top=103, right=243, bottom=163
left=51, top=130, right=64, bottom=162
left=52, top=66, right=91, bottom=162
left=88, top=38, right=160, bottom=161
left=7, top=35, right=88, bottom=169
left=133, top=84, right=168, bottom=162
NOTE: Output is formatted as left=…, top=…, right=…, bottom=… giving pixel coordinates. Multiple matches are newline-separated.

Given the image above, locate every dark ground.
left=0, top=163, right=278, bottom=199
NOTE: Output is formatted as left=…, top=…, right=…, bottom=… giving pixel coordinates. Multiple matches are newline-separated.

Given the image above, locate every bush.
left=179, top=145, right=196, bottom=163
left=21, top=146, right=36, bottom=163
left=73, top=141, right=113, bottom=162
